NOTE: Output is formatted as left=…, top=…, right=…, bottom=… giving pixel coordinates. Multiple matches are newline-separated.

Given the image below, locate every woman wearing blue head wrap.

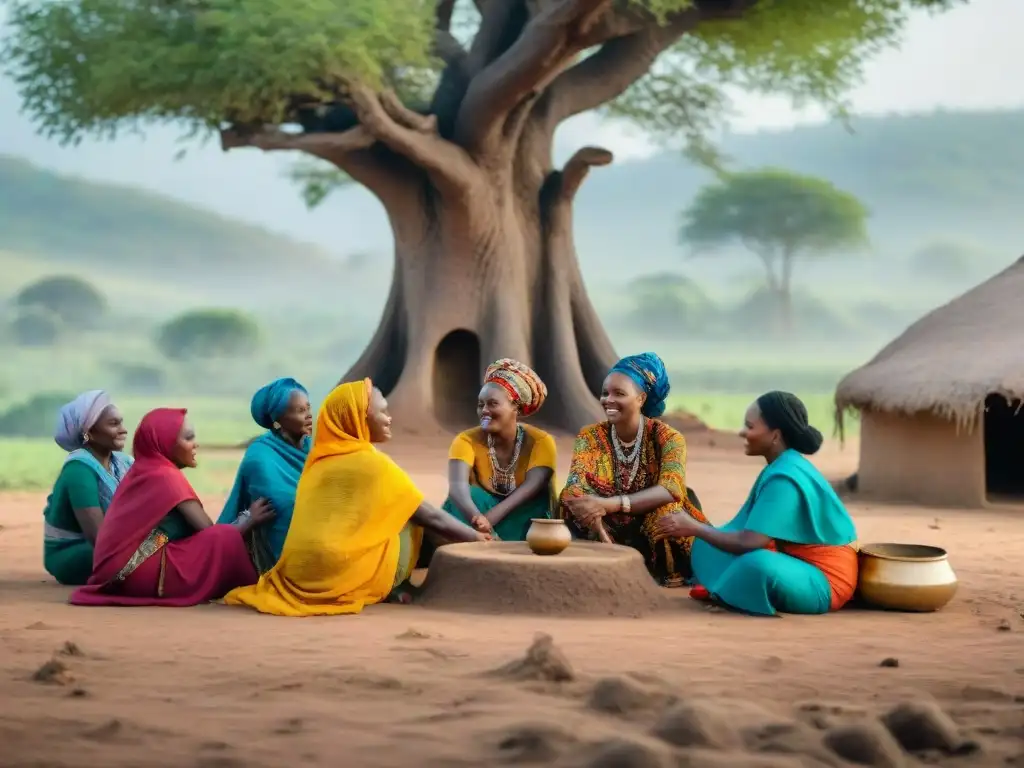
left=218, top=378, right=312, bottom=572
left=559, top=353, right=708, bottom=586
left=43, top=390, right=133, bottom=585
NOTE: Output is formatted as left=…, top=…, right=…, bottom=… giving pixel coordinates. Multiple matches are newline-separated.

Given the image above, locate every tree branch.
left=455, top=0, right=612, bottom=155
left=219, top=125, right=375, bottom=153
left=346, top=82, right=479, bottom=195
left=558, top=145, right=613, bottom=201
left=434, top=29, right=468, bottom=67
left=545, top=0, right=755, bottom=125
left=436, top=0, right=456, bottom=30
left=546, top=11, right=698, bottom=124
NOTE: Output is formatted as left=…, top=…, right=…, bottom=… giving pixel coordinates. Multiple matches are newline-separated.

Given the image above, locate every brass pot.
left=857, top=543, right=958, bottom=612
left=525, top=518, right=572, bottom=556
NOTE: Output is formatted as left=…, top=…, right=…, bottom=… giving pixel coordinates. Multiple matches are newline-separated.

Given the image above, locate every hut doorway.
left=984, top=394, right=1024, bottom=501
left=432, top=329, right=481, bottom=429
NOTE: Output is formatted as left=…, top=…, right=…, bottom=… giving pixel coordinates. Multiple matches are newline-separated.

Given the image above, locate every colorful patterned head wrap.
left=483, top=359, right=547, bottom=417
left=609, top=352, right=670, bottom=418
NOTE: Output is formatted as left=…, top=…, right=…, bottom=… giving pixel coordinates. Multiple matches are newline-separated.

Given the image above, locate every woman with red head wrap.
left=70, top=408, right=273, bottom=607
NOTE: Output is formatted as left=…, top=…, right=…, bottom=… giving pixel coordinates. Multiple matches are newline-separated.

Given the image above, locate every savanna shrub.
left=156, top=308, right=260, bottom=360
left=10, top=306, right=62, bottom=346
left=15, top=275, right=106, bottom=326
left=0, top=392, right=75, bottom=438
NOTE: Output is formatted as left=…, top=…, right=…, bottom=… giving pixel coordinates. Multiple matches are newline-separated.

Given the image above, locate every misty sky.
left=2, top=0, right=1022, bottom=256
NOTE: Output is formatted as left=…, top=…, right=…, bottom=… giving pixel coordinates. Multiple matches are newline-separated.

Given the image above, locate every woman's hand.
left=470, top=514, right=495, bottom=536
left=565, top=495, right=609, bottom=527
left=653, top=512, right=700, bottom=541
left=247, top=498, right=276, bottom=528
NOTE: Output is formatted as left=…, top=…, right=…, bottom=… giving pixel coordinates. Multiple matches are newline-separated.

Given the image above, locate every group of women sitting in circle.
left=42, top=352, right=859, bottom=617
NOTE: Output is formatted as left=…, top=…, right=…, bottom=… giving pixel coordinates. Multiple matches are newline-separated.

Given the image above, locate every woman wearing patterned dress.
left=439, top=359, right=557, bottom=543
left=559, top=353, right=707, bottom=586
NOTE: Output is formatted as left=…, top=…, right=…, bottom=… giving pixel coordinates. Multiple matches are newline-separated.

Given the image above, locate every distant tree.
left=14, top=275, right=106, bottom=326
left=679, top=168, right=868, bottom=330
left=0, top=392, right=75, bottom=437
left=156, top=309, right=260, bottom=360
left=624, top=272, right=715, bottom=335
left=10, top=307, right=62, bottom=347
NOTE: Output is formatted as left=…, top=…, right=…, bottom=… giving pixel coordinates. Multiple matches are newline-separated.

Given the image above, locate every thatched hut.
left=835, top=256, right=1024, bottom=508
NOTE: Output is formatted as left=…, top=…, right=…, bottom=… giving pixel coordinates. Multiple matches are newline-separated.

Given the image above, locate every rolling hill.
left=3, top=108, right=1022, bottom=320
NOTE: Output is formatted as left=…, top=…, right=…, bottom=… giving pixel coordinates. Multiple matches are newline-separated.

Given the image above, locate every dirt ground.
left=1, top=436, right=1022, bottom=767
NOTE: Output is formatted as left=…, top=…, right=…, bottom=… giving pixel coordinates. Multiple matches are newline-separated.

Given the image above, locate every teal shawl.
left=218, top=432, right=309, bottom=570
left=65, top=448, right=133, bottom=511
left=721, top=448, right=856, bottom=545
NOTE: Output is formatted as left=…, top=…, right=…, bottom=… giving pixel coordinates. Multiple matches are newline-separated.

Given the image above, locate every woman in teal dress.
left=43, top=390, right=132, bottom=585
left=217, top=377, right=312, bottom=573
left=654, top=391, right=859, bottom=616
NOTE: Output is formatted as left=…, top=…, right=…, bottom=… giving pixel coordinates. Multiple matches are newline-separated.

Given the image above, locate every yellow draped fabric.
left=223, top=379, right=424, bottom=616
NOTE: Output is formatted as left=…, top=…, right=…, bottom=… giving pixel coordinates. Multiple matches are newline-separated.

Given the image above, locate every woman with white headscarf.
left=43, top=390, right=131, bottom=585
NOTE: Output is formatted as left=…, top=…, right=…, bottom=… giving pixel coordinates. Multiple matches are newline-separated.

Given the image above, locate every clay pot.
left=525, top=518, right=571, bottom=556
left=857, top=543, right=958, bottom=612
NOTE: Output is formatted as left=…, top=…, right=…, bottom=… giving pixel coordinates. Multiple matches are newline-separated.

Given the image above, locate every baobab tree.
left=4, top=0, right=958, bottom=431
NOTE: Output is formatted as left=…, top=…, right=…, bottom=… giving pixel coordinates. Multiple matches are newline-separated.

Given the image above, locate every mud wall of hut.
left=858, top=409, right=986, bottom=508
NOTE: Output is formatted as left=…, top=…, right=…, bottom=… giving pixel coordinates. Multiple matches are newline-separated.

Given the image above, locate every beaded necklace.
left=487, top=426, right=524, bottom=496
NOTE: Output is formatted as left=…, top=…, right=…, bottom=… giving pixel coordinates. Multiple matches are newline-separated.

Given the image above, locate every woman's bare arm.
left=174, top=499, right=213, bottom=531
left=446, top=460, right=482, bottom=522
left=412, top=501, right=480, bottom=543
left=71, top=506, right=104, bottom=545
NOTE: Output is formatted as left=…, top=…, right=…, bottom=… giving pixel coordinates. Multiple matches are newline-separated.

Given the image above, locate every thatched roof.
left=835, top=255, right=1024, bottom=431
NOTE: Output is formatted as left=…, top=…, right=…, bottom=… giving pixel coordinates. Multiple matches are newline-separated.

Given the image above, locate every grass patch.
left=0, top=438, right=244, bottom=495
left=673, top=391, right=848, bottom=434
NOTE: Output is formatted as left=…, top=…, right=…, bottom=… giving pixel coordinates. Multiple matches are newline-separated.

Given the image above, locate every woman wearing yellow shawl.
left=224, top=379, right=486, bottom=616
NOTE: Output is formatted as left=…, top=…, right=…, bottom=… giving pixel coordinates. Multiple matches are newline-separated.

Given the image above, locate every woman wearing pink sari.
left=70, top=408, right=273, bottom=607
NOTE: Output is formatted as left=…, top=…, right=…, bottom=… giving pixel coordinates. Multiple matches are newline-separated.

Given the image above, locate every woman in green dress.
left=43, top=390, right=131, bottom=585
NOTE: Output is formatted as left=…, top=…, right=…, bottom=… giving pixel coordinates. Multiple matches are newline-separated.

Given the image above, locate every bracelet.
left=620, top=495, right=631, bottom=514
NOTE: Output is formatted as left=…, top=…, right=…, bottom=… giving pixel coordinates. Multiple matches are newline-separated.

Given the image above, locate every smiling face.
left=600, top=372, right=645, bottom=426
left=276, top=390, right=313, bottom=441
left=367, top=387, right=393, bottom=443
left=86, top=405, right=128, bottom=452
left=171, top=419, right=199, bottom=468
left=739, top=403, right=779, bottom=457
left=477, top=382, right=517, bottom=434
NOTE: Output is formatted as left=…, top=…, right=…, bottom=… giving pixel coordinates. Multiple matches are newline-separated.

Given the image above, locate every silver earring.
left=272, top=421, right=281, bottom=430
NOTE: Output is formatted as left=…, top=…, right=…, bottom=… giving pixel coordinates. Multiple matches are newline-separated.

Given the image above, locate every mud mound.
left=587, top=676, right=678, bottom=720
left=651, top=700, right=742, bottom=750
left=490, top=634, right=574, bottom=683
left=824, top=721, right=908, bottom=767
left=880, top=701, right=975, bottom=755
left=488, top=721, right=579, bottom=762
left=579, top=736, right=677, bottom=768
left=418, top=541, right=670, bottom=617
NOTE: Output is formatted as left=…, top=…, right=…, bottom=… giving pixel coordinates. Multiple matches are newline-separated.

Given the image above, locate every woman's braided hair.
left=755, top=391, right=823, bottom=455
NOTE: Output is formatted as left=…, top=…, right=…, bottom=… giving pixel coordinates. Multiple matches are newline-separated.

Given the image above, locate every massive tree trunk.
left=221, top=0, right=745, bottom=432
left=342, top=143, right=617, bottom=433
